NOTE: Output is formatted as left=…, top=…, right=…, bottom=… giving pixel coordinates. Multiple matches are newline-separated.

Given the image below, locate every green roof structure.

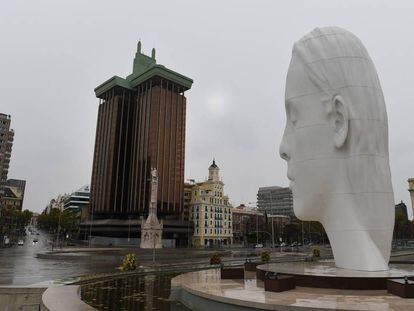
left=94, top=41, right=193, bottom=98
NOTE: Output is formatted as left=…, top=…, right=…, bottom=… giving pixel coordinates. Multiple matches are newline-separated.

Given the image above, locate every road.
left=0, top=230, right=120, bottom=285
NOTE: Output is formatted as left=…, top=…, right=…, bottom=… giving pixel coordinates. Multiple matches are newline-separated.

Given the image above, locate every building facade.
left=90, top=42, right=192, bottom=219
left=0, top=114, right=14, bottom=202
left=86, top=42, right=193, bottom=246
left=187, top=160, right=233, bottom=247
left=0, top=185, right=23, bottom=211
left=63, top=185, right=90, bottom=214
left=6, top=179, right=26, bottom=207
left=44, top=194, right=70, bottom=214
left=257, top=186, right=294, bottom=218
left=395, top=201, right=408, bottom=219
left=232, top=204, right=264, bottom=246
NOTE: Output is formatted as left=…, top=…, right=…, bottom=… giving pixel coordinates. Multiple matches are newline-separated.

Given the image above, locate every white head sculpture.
left=279, top=27, right=395, bottom=271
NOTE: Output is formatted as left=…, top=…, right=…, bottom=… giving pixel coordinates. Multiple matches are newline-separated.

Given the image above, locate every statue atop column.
left=140, top=168, right=163, bottom=249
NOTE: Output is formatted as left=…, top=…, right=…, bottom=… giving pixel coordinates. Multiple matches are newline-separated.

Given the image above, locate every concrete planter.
left=220, top=268, right=244, bottom=279
left=264, top=275, right=296, bottom=292
left=244, top=261, right=261, bottom=272
left=387, top=279, right=414, bottom=298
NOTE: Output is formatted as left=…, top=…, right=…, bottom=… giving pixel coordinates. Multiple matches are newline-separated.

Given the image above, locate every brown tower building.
left=88, top=42, right=193, bottom=244
left=0, top=113, right=14, bottom=202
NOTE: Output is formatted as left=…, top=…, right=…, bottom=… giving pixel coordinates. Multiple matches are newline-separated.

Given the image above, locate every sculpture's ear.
left=330, top=95, right=349, bottom=148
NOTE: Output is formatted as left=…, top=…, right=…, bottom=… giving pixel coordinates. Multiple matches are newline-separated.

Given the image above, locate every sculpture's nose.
left=279, top=134, right=290, bottom=161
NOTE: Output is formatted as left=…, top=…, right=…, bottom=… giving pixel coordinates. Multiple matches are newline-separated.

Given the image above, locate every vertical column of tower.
left=128, top=88, right=139, bottom=213
left=90, top=100, right=103, bottom=214
left=171, top=86, right=179, bottom=214
left=113, top=90, right=125, bottom=213
left=142, top=81, right=153, bottom=214
left=157, top=80, right=166, bottom=213
left=97, top=92, right=111, bottom=213
left=154, top=82, right=163, bottom=212
left=121, top=92, right=132, bottom=213
left=179, top=92, right=187, bottom=214
left=133, top=85, right=144, bottom=213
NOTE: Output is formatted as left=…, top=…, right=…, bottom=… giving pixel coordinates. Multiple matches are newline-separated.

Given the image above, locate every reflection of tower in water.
left=144, top=274, right=155, bottom=311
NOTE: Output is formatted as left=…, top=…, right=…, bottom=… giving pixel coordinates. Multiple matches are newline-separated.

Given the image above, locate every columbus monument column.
left=140, top=168, right=163, bottom=249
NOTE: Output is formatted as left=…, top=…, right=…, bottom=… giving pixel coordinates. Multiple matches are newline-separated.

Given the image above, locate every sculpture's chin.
left=292, top=198, right=318, bottom=221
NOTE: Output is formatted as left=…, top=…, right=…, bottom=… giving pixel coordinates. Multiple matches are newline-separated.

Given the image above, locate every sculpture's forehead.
left=285, top=63, right=318, bottom=100
left=285, top=55, right=382, bottom=101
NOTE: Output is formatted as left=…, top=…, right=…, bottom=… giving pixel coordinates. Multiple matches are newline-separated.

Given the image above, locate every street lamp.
left=269, top=193, right=275, bottom=251
left=271, top=215, right=275, bottom=251
left=127, top=215, right=131, bottom=245
left=88, top=206, right=94, bottom=248
left=57, top=208, right=62, bottom=249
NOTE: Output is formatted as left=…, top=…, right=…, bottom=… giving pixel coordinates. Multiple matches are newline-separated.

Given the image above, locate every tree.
left=37, top=208, right=78, bottom=237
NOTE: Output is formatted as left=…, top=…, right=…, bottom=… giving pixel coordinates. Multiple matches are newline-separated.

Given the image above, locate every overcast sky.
left=1, top=0, right=414, bottom=217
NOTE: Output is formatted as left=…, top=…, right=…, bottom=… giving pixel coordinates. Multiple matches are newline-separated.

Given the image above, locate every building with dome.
left=185, top=160, right=233, bottom=247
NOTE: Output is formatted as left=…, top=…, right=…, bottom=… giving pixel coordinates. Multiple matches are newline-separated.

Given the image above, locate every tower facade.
left=90, top=42, right=193, bottom=220
left=0, top=114, right=14, bottom=202
left=408, top=178, right=414, bottom=217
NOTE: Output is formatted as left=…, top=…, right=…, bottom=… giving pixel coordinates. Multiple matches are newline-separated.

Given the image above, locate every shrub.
left=120, top=253, right=137, bottom=271
left=210, top=253, right=221, bottom=265
left=312, top=248, right=320, bottom=258
left=261, top=250, right=271, bottom=263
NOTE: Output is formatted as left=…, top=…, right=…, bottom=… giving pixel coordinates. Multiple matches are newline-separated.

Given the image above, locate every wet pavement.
left=0, top=231, right=120, bottom=285
left=2, top=230, right=413, bottom=287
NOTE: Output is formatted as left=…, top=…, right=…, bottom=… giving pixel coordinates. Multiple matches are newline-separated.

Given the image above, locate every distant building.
left=408, top=178, right=414, bottom=217
left=232, top=204, right=264, bottom=246
left=63, top=185, right=90, bottom=214
left=257, top=186, right=294, bottom=218
left=44, top=194, right=69, bottom=214
left=0, top=113, right=14, bottom=202
left=6, top=179, right=26, bottom=209
left=188, top=160, right=233, bottom=247
left=395, top=201, right=408, bottom=219
left=0, top=185, right=23, bottom=211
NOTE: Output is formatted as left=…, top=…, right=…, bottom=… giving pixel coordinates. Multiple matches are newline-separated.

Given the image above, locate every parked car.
left=18, top=240, right=24, bottom=246
left=280, top=242, right=287, bottom=247
left=254, top=243, right=263, bottom=248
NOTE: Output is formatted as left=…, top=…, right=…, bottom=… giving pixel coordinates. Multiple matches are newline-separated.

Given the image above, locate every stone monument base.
left=171, top=268, right=414, bottom=311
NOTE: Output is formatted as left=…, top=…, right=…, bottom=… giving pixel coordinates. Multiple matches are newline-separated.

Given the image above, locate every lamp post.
left=153, top=234, right=156, bottom=263
left=127, top=215, right=131, bottom=245
left=269, top=193, right=275, bottom=251
left=88, top=206, right=94, bottom=248
left=271, top=216, right=275, bottom=251
left=57, top=208, right=62, bottom=249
